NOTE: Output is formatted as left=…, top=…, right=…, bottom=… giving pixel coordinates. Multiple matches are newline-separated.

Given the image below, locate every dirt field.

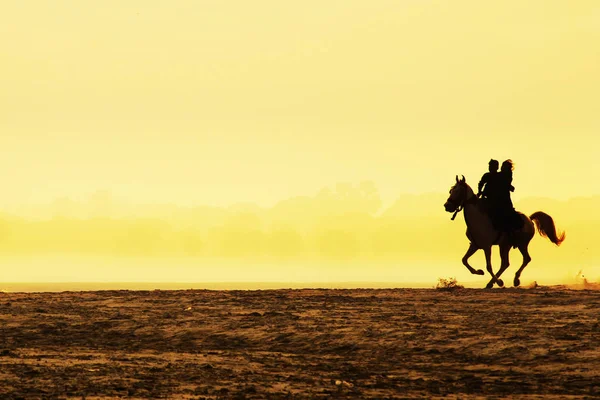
left=0, top=287, right=599, bottom=399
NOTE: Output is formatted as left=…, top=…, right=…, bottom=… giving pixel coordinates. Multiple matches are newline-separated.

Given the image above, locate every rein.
left=450, top=208, right=461, bottom=221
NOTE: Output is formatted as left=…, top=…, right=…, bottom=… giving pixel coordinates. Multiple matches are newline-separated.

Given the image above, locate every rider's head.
left=501, top=159, right=514, bottom=172
left=488, top=159, right=499, bottom=172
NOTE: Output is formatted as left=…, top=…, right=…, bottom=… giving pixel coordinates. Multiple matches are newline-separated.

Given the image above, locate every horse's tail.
left=529, top=211, right=566, bottom=246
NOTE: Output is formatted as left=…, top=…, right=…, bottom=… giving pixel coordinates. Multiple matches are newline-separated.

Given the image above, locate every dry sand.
left=0, top=287, right=599, bottom=399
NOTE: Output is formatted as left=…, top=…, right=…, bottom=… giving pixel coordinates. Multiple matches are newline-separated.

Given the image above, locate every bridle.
left=447, top=179, right=477, bottom=221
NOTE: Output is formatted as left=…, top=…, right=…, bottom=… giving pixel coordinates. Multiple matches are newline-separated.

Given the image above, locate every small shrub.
left=436, top=277, right=464, bottom=291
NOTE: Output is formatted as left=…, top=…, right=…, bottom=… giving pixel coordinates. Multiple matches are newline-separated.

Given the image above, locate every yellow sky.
left=2, top=0, right=599, bottom=208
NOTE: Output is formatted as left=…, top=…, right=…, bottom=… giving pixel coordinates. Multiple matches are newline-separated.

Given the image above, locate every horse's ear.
left=455, top=175, right=459, bottom=183
left=461, top=175, right=465, bottom=183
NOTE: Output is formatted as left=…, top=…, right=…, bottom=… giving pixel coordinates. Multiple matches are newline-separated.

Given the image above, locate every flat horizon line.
left=0, top=279, right=568, bottom=293
left=0, top=280, right=466, bottom=292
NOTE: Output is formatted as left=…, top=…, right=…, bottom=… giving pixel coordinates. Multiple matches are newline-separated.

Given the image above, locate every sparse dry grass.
left=435, top=276, right=464, bottom=290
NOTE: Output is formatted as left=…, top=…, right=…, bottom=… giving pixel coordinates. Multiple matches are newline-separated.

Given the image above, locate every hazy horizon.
left=0, top=180, right=596, bottom=286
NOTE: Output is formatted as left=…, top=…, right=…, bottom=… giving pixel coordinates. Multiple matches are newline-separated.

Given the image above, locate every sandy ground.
left=0, top=287, right=599, bottom=399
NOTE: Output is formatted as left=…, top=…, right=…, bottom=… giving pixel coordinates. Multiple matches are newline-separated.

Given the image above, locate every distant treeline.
left=0, top=182, right=597, bottom=264
left=0, top=211, right=459, bottom=259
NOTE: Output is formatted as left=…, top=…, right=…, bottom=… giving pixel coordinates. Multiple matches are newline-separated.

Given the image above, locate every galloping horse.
left=444, top=176, right=565, bottom=288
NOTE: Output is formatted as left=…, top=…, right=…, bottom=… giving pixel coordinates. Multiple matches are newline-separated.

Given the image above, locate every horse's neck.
left=462, top=186, right=481, bottom=222
left=463, top=185, right=476, bottom=204
left=463, top=200, right=481, bottom=222
left=462, top=188, right=497, bottom=246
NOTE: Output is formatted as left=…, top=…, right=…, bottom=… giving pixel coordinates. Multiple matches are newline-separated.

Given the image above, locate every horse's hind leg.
left=513, top=244, right=532, bottom=287
left=462, top=242, right=484, bottom=275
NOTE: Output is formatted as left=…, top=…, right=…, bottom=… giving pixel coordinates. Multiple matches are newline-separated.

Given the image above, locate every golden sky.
left=1, top=2, right=599, bottom=285
left=2, top=1, right=599, bottom=207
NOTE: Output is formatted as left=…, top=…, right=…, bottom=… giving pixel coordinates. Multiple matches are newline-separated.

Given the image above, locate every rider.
left=477, top=159, right=500, bottom=199
left=497, top=159, right=522, bottom=233
left=478, top=159, right=521, bottom=237
left=497, top=159, right=515, bottom=210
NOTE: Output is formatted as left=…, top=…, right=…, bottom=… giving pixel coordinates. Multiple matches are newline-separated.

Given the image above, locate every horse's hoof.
left=497, top=279, right=504, bottom=287
left=485, top=282, right=494, bottom=289
left=476, top=269, right=485, bottom=276
left=514, top=278, right=521, bottom=287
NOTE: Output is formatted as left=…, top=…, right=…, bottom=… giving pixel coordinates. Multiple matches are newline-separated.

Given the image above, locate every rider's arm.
left=506, top=171, right=514, bottom=192
left=477, top=173, right=488, bottom=195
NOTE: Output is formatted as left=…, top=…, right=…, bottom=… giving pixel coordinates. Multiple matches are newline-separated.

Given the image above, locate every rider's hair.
left=501, top=159, right=514, bottom=171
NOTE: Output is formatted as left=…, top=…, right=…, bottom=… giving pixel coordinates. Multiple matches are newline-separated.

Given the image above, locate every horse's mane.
left=451, top=179, right=475, bottom=197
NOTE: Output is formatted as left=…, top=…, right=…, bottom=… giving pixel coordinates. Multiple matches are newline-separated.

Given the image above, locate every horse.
left=444, top=175, right=565, bottom=288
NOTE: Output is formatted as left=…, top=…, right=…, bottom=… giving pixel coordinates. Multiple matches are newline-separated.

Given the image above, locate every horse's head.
left=444, top=175, right=468, bottom=213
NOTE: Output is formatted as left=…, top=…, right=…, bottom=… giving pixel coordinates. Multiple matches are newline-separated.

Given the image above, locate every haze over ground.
left=0, top=185, right=595, bottom=286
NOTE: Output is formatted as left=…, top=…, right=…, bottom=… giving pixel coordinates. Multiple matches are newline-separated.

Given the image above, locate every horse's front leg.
left=484, top=246, right=498, bottom=289
left=493, top=243, right=511, bottom=288
left=462, top=242, right=484, bottom=275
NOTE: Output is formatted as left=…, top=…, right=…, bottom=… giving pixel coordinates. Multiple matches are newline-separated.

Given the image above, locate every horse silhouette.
left=444, top=175, right=565, bottom=288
